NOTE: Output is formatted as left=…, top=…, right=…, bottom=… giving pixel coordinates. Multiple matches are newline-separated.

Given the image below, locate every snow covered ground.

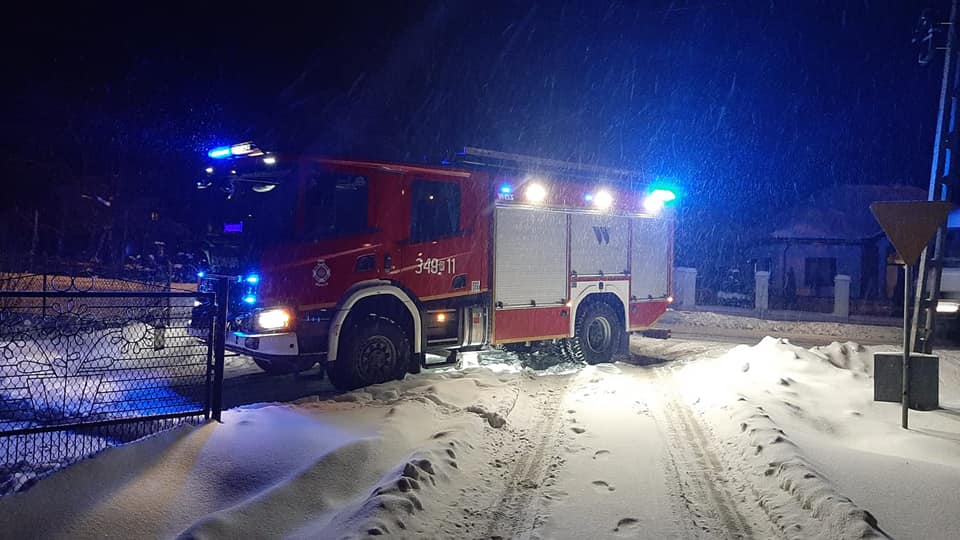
left=0, top=315, right=958, bottom=539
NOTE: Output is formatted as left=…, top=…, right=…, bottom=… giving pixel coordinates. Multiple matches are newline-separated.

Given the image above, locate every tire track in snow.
left=653, top=369, right=781, bottom=539
left=479, top=375, right=572, bottom=540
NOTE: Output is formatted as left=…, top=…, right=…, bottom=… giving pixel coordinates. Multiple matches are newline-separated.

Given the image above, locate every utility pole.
left=913, top=0, right=959, bottom=354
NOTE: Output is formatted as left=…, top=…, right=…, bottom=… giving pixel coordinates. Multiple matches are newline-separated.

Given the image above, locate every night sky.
left=0, top=0, right=948, bottom=270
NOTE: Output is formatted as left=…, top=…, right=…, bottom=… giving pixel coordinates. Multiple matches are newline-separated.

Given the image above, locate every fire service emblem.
left=312, top=259, right=331, bottom=287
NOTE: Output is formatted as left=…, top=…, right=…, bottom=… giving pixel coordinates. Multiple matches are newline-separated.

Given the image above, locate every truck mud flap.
left=641, top=328, right=672, bottom=340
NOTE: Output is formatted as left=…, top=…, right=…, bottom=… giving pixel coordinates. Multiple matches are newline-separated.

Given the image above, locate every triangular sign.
left=870, top=201, right=954, bottom=266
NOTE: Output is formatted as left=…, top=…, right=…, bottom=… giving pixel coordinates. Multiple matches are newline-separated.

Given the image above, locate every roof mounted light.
left=593, top=190, right=613, bottom=210
left=643, top=189, right=677, bottom=214
left=524, top=182, right=547, bottom=203
left=230, top=142, right=254, bottom=156
left=206, top=141, right=261, bottom=159
left=207, top=147, right=231, bottom=159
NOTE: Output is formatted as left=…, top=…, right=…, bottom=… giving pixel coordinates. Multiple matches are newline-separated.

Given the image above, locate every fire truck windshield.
left=196, top=170, right=297, bottom=272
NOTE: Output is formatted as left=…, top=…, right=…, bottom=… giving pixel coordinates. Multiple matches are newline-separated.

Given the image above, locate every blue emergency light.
left=246, top=274, right=260, bottom=285
left=207, top=142, right=258, bottom=159
left=499, top=184, right=512, bottom=194
left=643, top=188, right=678, bottom=213
left=243, top=295, right=257, bottom=304
left=207, top=147, right=231, bottom=159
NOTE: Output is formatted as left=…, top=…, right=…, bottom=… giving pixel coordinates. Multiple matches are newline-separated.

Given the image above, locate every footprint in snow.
left=571, top=426, right=586, bottom=434
left=592, top=480, right=616, bottom=492
left=593, top=449, right=611, bottom=460
left=613, top=517, right=642, bottom=534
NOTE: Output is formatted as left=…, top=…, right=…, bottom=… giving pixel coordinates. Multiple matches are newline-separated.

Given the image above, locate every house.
left=747, top=185, right=927, bottom=306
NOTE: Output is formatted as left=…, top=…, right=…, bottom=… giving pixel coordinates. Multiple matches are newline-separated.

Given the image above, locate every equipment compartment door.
left=493, top=207, right=568, bottom=307
left=631, top=217, right=672, bottom=300
left=570, top=214, right=630, bottom=277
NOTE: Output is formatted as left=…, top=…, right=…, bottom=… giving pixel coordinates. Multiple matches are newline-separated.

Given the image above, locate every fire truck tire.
left=573, top=301, right=622, bottom=365
left=328, top=316, right=411, bottom=391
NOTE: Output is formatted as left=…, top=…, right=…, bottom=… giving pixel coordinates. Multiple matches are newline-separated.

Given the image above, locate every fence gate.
left=0, top=275, right=223, bottom=495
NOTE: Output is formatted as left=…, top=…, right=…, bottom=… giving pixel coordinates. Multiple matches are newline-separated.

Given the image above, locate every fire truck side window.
left=303, top=172, right=369, bottom=240
left=410, top=179, right=461, bottom=243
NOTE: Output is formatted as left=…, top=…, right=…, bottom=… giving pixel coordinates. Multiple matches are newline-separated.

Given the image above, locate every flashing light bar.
left=246, top=274, right=260, bottom=285
left=207, top=142, right=259, bottom=159
left=230, top=142, right=254, bottom=156
left=643, top=188, right=677, bottom=214
left=207, top=147, right=231, bottom=159
left=243, top=295, right=257, bottom=304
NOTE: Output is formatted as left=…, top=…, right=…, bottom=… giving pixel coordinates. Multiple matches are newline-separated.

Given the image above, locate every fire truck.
left=196, top=144, right=676, bottom=390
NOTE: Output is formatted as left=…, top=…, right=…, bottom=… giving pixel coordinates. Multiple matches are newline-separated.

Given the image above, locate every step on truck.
left=194, top=144, right=676, bottom=390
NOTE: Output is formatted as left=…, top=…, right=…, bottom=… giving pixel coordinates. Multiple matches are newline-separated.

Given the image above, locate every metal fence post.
left=41, top=274, right=47, bottom=319
left=211, top=277, right=228, bottom=422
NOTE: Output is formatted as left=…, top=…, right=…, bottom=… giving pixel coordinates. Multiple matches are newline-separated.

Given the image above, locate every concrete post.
left=755, top=271, right=770, bottom=314
left=674, top=267, right=697, bottom=307
left=834, top=274, right=851, bottom=318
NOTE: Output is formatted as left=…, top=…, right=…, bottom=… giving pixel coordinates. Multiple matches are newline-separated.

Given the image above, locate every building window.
left=804, top=257, right=836, bottom=288
left=410, top=179, right=461, bottom=243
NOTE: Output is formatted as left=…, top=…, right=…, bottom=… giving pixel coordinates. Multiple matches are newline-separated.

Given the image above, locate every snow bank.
left=0, top=369, right=520, bottom=539
left=669, top=336, right=960, bottom=539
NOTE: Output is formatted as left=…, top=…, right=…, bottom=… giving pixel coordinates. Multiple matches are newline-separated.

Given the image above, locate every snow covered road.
left=1, top=331, right=958, bottom=539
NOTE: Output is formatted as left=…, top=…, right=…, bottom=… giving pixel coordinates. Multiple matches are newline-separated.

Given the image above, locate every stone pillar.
left=755, top=271, right=770, bottom=313
left=673, top=267, right=698, bottom=307
left=834, top=274, right=851, bottom=318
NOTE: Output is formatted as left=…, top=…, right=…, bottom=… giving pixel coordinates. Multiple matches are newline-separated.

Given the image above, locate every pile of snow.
left=669, top=336, right=960, bottom=539
left=0, top=368, right=521, bottom=538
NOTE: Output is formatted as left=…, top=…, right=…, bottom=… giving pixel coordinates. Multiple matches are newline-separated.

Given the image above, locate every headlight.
left=256, top=308, right=292, bottom=331
left=936, top=301, right=960, bottom=314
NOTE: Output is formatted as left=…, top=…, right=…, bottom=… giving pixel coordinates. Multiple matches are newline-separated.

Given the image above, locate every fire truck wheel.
left=574, top=301, right=622, bottom=365
left=329, top=316, right=411, bottom=391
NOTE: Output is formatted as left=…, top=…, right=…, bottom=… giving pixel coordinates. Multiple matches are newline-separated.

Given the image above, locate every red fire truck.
left=198, top=144, right=675, bottom=390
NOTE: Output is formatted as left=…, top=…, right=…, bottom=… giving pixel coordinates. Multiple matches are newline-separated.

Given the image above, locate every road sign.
left=870, top=201, right=953, bottom=266
left=870, top=200, right=952, bottom=429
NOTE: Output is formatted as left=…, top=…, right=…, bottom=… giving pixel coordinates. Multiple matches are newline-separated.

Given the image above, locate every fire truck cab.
left=199, top=144, right=675, bottom=390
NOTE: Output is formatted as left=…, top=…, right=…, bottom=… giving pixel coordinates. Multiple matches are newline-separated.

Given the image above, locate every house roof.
left=770, top=184, right=928, bottom=241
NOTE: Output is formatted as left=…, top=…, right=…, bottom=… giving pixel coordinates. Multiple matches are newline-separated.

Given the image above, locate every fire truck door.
left=399, top=176, right=478, bottom=300
left=631, top=217, right=671, bottom=300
